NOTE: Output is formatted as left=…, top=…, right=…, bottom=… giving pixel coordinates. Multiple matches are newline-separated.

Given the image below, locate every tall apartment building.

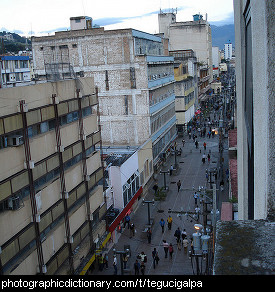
left=31, top=24, right=177, bottom=170
left=158, top=12, right=213, bottom=101
left=224, top=42, right=233, bottom=60
left=0, top=77, right=106, bottom=275
left=169, top=50, right=198, bottom=134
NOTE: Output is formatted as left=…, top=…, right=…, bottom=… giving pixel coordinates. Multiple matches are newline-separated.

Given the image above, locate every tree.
left=154, top=187, right=167, bottom=213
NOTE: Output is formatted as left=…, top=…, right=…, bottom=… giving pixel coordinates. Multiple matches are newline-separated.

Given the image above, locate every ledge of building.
left=214, top=220, right=275, bottom=275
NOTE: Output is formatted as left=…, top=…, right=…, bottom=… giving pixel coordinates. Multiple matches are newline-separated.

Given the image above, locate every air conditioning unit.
left=17, top=103, right=28, bottom=113
left=24, top=160, right=35, bottom=169
left=7, top=135, right=24, bottom=147
left=7, top=196, right=20, bottom=210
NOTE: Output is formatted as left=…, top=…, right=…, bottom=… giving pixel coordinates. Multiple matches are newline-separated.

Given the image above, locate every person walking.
left=174, top=227, right=181, bottom=250
left=103, top=253, right=108, bottom=269
left=98, top=254, right=104, bottom=271
left=159, top=218, right=165, bottom=233
left=203, top=142, right=206, bottom=150
left=122, top=253, right=129, bottom=269
left=207, top=153, right=211, bottom=163
left=147, top=228, right=152, bottom=244
left=177, top=180, right=181, bottom=193
left=195, top=205, right=201, bottom=220
left=182, top=237, right=189, bottom=254
left=170, top=165, right=173, bottom=176
left=152, top=248, right=159, bottom=269
left=130, top=223, right=135, bottom=238
left=134, top=260, right=140, bottom=275
left=202, top=153, right=206, bottom=164
left=113, top=255, right=117, bottom=275
left=153, top=183, right=158, bottom=195
left=168, top=243, right=174, bottom=260
left=167, top=215, right=173, bottom=230
left=124, top=214, right=130, bottom=229
left=194, top=192, right=198, bottom=205
left=140, top=261, right=146, bottom=275
left=163, top=240, right=169, bottom=258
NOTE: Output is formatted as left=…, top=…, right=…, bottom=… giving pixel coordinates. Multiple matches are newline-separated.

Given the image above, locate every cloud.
left=93, top=6, right=186, bottom=27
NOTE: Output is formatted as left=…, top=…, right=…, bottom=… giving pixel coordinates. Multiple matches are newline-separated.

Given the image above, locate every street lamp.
left=142, top=199, right=155, bottom=226
left=113, top=248, right=130, bottom=275
left=160, top=170, right=169, bottom=190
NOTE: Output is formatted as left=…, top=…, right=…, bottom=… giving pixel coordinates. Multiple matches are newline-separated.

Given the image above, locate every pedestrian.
left=152, top=248, right=159, bottom=269
left=103, top=253, right=108, bottom=269
left=163, top=240, right=169, bottom=258
left=203, top=142, right=206, bottom=150
left=195, top=140, right=198, bottom=149
left=195, top=205, right=200, bottom=220
left=147, top=228, right=152, bottom=244
left=167, top=215, right=173, bottom=230
left=202, top=153, right=206, bottom=164
left=170, top=165, right=173, bottom=176
left=181, top=229, right=187, bottom=241
left=122, top=253, right=129, bottom=269
left=174, top=227, right=181, bottom=250
left=207, top=153, right=210, bottom=162
left=124, top=214, right=130, bottom=229
left=113, top=255, right=117, bottom=275
left=98, top=254, right=104, bottom=271
left=140, top=261, right=146, bottom=275
left=138, top=251, right=147, bottom=263
left=193, top=192, right=198, bottom=205
left=168, top=243, right=174, bottom=259
left=130, top=223, right=135, bottom=238
left=153, top=183, right=158, bottom=195
left=177, top=180, right=181, bottom=193
left=159, top=218, right=165, bottom=233
left=134, top=260, right=140, bottom=275
left=182, top=237, right=189, bottom=254
left=182, top=139, right=185, bottom=147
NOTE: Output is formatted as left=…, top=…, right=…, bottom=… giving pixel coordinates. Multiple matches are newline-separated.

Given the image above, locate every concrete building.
left=214, top=0, right=275, bottom=275
left=0, top=56, right=31, bottom=87
left=224, top=42, right=233, bottom=60
left=31, top=24, right=176, bottom=171
left=169, top=50, right=198, bottom=134
left=0, top=77, right=106, bottom=275
left=158, top=12, right=213, bottom=101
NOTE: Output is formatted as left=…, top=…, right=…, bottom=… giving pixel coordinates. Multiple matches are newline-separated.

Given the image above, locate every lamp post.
left=142, top=199, right=155, bottom=226
left=160, top=170, right=169, bottom=190
left=113, top=248, right=130, bottom=275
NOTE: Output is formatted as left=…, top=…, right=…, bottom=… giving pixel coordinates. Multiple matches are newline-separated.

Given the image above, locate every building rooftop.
left=214, top=220, right=275, bottom=275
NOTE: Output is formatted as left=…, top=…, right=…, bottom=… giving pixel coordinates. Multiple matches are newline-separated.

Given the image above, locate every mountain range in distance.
left=210, top=24, right=235, bottom=50
left=0, top=23, right=235, bottom=54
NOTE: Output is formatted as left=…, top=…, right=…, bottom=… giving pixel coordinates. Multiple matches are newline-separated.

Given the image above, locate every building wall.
left=0, top=77, right=106, bottom=275
left=32, top=28, right=175, bottom=161
left=234, top=0, right=274, bottom=220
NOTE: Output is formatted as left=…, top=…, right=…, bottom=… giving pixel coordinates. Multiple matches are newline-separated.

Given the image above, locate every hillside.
left=0, top=31, right=31, bottom=54
left=211, top=24, right=235, bottom=50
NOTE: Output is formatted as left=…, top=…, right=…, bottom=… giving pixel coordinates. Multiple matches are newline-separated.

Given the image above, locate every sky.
left=0, top=0, right=234, bottom=37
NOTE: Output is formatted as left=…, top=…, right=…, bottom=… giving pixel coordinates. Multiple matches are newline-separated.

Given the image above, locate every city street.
left=92, top=118, right=229, bottom=275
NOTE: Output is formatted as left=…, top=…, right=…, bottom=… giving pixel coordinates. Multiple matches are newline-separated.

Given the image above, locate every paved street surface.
left=92, top=121, right=229, bottom=275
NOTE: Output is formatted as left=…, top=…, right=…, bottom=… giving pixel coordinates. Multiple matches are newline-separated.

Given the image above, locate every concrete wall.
left=234, top=0, right=275, bottom=220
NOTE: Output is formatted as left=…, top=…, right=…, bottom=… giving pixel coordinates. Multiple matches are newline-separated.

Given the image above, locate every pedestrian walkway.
left=91, top=125, right=228, bottom=275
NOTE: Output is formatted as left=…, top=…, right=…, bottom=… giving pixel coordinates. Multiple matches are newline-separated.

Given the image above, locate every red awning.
left=109, top=186, right=143, bottom=233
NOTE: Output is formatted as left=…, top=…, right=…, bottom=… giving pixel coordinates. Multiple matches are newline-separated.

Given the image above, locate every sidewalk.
left=92, top=126, right=228, bottom=275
